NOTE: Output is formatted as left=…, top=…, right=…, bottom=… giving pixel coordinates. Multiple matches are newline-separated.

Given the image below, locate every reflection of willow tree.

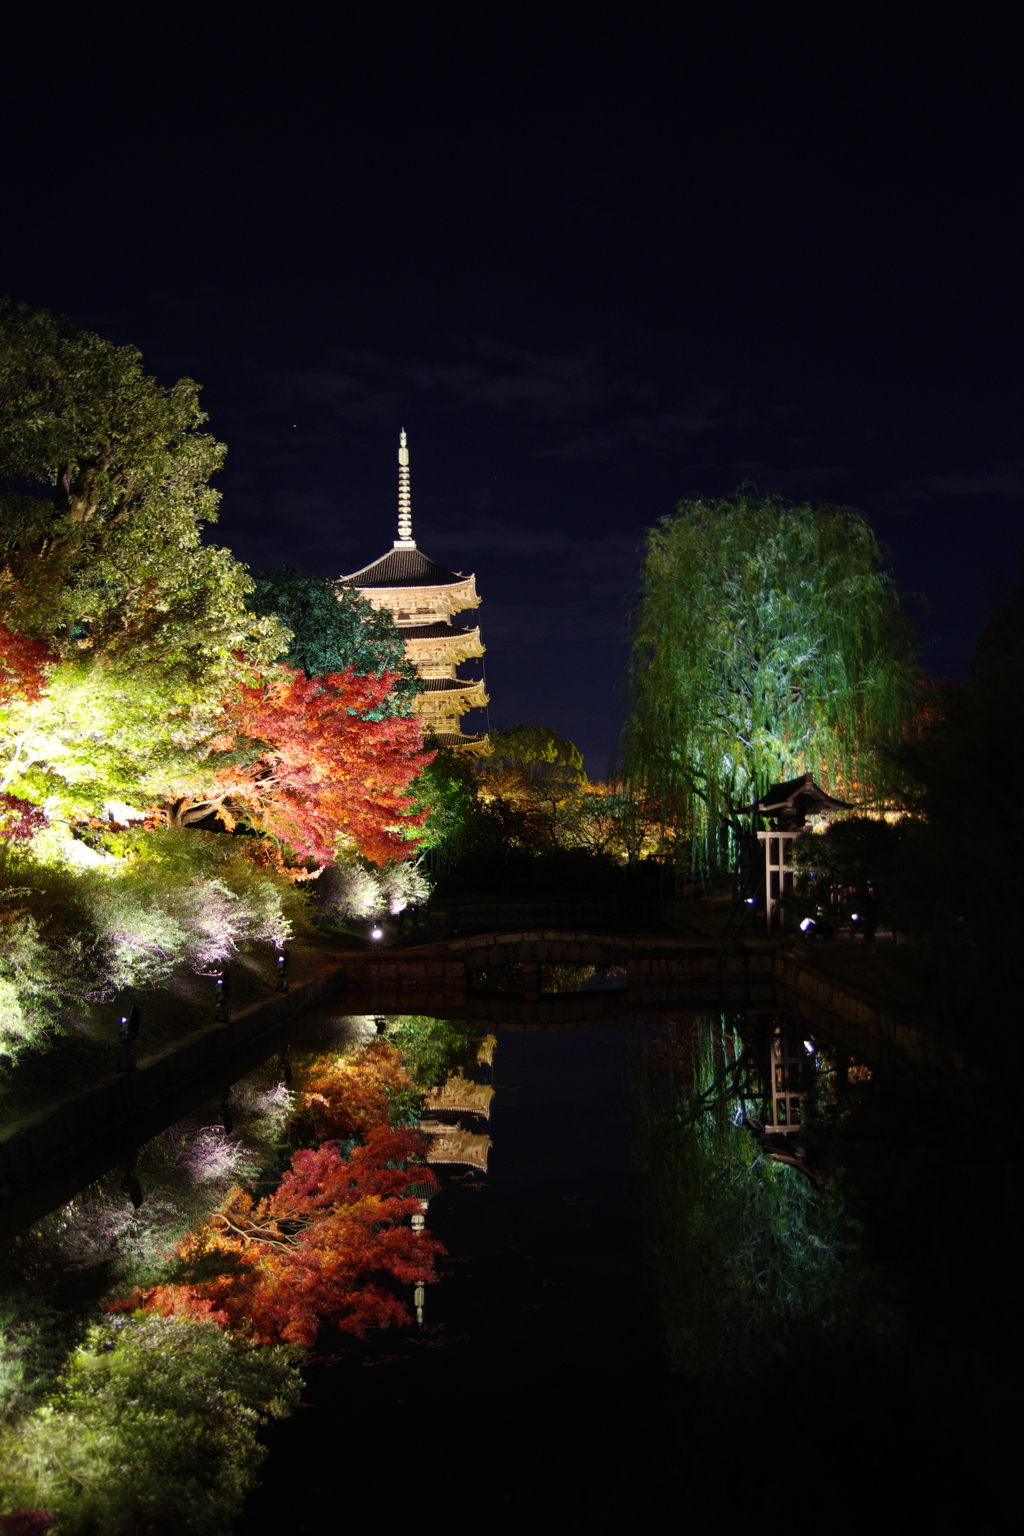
left=629, top=1019, right=863, bottom=1379
left=621, top=491, right=916, bottom=874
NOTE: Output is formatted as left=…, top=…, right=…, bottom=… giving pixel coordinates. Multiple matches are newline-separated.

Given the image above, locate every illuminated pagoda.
left=339, top=431, right=489, bottom=752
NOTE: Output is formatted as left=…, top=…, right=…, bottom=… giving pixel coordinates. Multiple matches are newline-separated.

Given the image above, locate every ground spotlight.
left=799, top=916, right=816, bottom=934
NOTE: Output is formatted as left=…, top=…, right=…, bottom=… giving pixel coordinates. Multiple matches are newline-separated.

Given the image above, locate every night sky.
left=4, top=10, right=1022, bottom=776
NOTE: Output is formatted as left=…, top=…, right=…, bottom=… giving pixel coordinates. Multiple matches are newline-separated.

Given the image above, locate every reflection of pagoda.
left=419, top=1038, right=497, bottom=1174
left=339, top=431, right=490, bottom=753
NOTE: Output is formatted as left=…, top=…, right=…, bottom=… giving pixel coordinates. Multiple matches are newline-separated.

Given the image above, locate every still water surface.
left=237, top=1022, right=675, bottom=1528
left=234, top=1010, right=1009, bottom=1534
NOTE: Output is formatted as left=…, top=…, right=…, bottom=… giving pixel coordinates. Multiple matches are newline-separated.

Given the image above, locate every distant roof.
left=759, top=772, right=853, bottom=823
left=339, top=546, right=467, bottom=589
left=400, top=621, right=480, bottom=640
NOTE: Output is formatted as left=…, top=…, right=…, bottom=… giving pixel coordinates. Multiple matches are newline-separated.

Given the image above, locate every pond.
left=0, top=1004, right=1008, bottom=1530
left=238, top=1021, right=676, bottom=1528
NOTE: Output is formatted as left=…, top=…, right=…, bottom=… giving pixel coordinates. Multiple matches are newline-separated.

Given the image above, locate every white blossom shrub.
left=0, top=831, right=309, bottom=1072
left=317, top=850, right=431, bottom=924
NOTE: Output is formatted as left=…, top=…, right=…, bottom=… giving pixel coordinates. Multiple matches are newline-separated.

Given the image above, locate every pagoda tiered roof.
left=339, top=546, right=466, bottom=589
left=430, top=728, right=491, bottom=753
left=417, top=676, right=486, bottom=695
left=399, top=621, right=480, bottom=640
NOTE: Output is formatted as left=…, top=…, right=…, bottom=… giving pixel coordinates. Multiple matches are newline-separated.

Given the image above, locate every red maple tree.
left=119, top=1126, right=442, bottom=1348
left=0, top=622, right=50, bottom=706
left=163, top=665, right=433, bottom=865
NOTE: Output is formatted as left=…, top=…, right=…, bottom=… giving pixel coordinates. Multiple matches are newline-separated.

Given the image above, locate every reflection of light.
left=799, top=917, right=816, bottom=933
left=370, top=926, right=383, bottom=940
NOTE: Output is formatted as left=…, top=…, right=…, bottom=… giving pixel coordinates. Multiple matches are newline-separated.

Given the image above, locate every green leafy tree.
left=0, top=301, right=290, bottom=827
left=622, top=489, right=916, bottom=872
left=410, top=745, right=486, bottom=855
left=0, top=1316, right=300, bottom=1535
left=483, top=723, right=584, bottom=782
left=249, top=565, right=421, bottom=716
left=0, top=299, right=283, bottom=678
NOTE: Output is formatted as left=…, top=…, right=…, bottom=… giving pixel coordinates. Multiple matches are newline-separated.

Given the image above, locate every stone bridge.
left=340, top=930, right=934, bottom=1066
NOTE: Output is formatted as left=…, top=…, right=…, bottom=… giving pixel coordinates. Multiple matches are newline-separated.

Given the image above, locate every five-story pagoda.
left=339, top=432, right=490, bottom=752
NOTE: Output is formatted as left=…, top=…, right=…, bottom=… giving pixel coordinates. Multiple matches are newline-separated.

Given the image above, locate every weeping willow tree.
left=621, top=489, right=916, bottom=874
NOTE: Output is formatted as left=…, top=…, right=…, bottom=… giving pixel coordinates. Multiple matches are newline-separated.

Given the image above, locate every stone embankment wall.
left=0, top=950, right=348, bottom=1237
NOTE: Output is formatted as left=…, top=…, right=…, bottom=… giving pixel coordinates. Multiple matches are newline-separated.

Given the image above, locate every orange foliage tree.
left=162, top=665, right=434, bottom=865
left=289, top=1039, right=414, bottom=1144
left=117, top=1126, right=442, bottom=1348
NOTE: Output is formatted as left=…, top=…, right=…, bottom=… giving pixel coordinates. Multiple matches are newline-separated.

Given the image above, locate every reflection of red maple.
left=166, top=665, right=433, bottom=865
left=290, top=1039, right=412, bottom=1143
left=0, top=623, right=50, bottom=706
left=117, top=1127, right=442, bottom=1348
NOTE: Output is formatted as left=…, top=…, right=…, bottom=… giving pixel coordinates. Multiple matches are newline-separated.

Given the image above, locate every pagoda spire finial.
left=396, top=428, right=415, bottom=547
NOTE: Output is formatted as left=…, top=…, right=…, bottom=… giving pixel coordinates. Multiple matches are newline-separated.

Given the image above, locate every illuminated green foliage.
left=410, top=746, right=485, bottom=856
left=388, top=1015, right=479, bottom=1089
left=0, top=301, right=290, bottom=835
left=0, top=655, right=238, bottom=825
left=0, top=299, right=285, bottom=679
left=0, top=1316, right=300, bottom=1535
left=623, top=489, right=916, bottom=870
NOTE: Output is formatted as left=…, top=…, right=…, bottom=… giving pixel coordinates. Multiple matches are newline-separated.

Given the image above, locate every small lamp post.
left=116, top=1006, right=140, bottom=1071
left=275, top=948, right=290, bottom=993
left=214, top=969, right=230, bottom=1021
